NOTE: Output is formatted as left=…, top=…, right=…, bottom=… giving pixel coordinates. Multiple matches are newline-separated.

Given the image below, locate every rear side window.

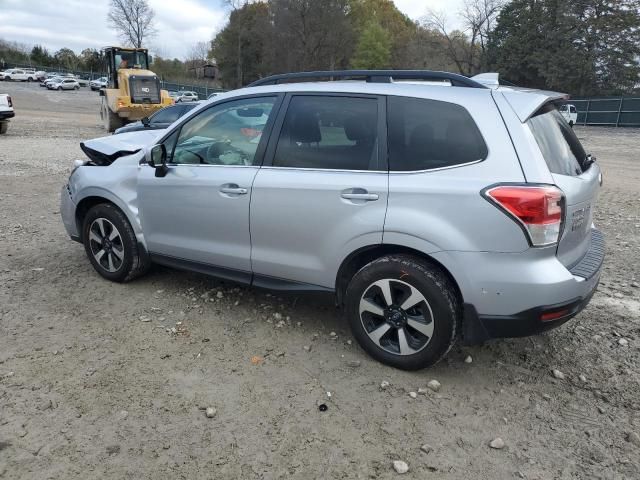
left=527, top=104, right=587, bottom=176
left=387, top=96, right=488, bottom=171
left=273, top=96, right=379, bottom=170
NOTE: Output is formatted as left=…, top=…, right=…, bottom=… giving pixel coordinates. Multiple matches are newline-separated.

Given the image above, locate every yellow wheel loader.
left=99, top=47, right=173, bottom=132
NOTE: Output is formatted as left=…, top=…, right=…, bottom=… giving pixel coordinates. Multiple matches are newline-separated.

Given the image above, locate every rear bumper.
left=0, top=111, right=14, bottom=120
left=464, top=277, right=599, bottom=342
left=447, top=228, right=605, bottom=344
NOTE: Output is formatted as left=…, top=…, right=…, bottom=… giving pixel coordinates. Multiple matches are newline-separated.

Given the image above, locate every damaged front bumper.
left=60, top=183, right=80, bottom=242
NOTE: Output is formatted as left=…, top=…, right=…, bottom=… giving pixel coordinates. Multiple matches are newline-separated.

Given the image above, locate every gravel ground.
left=0, top=81, right=639, bottom=480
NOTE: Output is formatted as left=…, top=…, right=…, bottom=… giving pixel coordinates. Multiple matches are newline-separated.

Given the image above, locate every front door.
left=138, top=95, right=280, bottom=277
left=250, top=94, right=388, bottom=289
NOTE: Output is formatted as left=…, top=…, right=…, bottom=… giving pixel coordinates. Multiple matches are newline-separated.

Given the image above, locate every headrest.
left=345, top=116, right=375, bottom=142
left=290, top=112, right=321, bottom=143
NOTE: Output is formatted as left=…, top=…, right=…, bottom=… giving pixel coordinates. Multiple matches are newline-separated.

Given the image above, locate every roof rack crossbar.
left=247, top=70, right=487, bottom=89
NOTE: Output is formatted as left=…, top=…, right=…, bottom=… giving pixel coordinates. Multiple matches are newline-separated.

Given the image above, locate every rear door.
left=526, top=104, right=601, bottom=268
left=250, top=93, right=388, bottom=289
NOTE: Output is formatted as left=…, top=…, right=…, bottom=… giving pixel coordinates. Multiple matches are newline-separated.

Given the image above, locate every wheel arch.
left=335, top=244, right=464, bottom=307
left=74, top=193, right=140, bottom=243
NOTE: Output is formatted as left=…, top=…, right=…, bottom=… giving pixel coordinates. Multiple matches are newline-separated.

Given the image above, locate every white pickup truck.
left=0, top=93, right=15, bottom=134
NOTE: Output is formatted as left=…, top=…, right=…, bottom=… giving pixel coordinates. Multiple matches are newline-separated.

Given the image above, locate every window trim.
left=261, top=92, right=388, bottom=172
left=154, top=93, right=285, bottom=167
left=385, top=94, right=489, bottom=174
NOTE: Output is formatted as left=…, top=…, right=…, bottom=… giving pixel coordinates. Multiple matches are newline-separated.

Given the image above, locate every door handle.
left=341, top=192, right=379, bottom=201
left=220, top=185, right=248, bottom=195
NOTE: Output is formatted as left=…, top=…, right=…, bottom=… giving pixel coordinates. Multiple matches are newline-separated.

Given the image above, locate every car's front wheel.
left=82, top=203, right=150, bottom=282
left=345, top=255, right=461, bottom=370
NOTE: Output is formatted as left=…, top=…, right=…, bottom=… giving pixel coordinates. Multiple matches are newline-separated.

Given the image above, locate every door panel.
left=137, top=95, right=280, bottom=273
left=138, top=165, right=258, bottom=272
left=251, top=168, right=387, bottom=288
left=250, top=94, right=388, bottom=289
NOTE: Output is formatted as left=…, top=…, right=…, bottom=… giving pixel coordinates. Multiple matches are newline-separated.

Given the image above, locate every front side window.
left=527, top=104, right=588, bottom=176
left=387, top=96, right=488, bottom=171
left=169, top=96, right=276, bottom=166
left=273, top=96, right=379, bottom=170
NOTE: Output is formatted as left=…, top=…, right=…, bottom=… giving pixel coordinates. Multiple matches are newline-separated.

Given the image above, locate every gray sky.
left=0, top=0, right=464, bottom=59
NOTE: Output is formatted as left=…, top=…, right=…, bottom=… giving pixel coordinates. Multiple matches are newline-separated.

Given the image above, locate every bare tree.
left=187, top=41, right=211, bottom=62
left=108, top=0, right=156, bottom=48
left=424, top=0, right=504, bottom=75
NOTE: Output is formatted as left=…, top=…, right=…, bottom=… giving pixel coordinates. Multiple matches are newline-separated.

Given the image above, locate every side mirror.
left=148, top=144, right=169, bottom=177
left=141, top=116, right=150, bottom=127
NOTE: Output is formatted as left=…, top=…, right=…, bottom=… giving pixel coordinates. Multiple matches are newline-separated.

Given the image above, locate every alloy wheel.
left=359, top=278, right=434, bottom=356
left=88, top=218, right=124, bottom=273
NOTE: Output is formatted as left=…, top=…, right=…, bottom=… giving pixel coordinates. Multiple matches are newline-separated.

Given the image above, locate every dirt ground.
left=0, top=81, right=638, bottom=480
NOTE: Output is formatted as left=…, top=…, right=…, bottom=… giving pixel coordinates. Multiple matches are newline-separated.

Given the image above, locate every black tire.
left=569, top=121, right=574, bottom=127
left=0, top=122, right=8, bottom=135
left=101, top=98, right=123, bottom=132
left=57, top=86, right=61, bottom=91
left=345, top=254, right=461, bottom=370
left=74, top=86, right=79, bottom=90
left=82, top=203, right=150, bottom=282
left=27, top=77, right=32, bottom=82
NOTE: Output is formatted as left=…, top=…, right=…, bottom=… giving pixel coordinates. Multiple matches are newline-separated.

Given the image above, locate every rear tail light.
left=7, top=96, right=12, bottom=107
left=483, top=185, right=564, bottom=247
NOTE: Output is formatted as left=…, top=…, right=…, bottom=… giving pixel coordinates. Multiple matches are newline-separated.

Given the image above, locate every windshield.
left=527, top=104, right=588, bottom=176
left=114, top=50, right=148, bottom=70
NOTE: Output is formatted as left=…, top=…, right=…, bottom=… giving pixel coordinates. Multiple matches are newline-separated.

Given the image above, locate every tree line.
left=211, top=0, right=640, bottom=96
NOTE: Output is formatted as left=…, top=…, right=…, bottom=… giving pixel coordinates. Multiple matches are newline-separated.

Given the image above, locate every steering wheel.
left=206, top=141, right=250, bottom=165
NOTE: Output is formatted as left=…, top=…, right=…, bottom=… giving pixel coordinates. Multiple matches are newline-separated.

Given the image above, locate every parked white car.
left=90, top=77, right=108, bottom=91
left=4, top=69, right=38, bottom=82
left=559, top=104, right=578, bottom=126
left=48, top=78, right=80, bottom=90
left=0, top=93, right=15, bottom=134
left=176, top=91, right=199, bottom=102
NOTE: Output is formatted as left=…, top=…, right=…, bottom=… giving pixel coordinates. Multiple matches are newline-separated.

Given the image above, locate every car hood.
left=80, top=129, right=166, bottom=166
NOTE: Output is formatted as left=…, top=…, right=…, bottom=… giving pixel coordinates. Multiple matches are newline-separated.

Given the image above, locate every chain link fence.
left=563, top=97, right=640, bottom=127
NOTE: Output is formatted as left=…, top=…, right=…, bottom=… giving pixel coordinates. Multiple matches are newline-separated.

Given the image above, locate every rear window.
left=387, top=96, right=487, bottom=171
left=527, top=104, right=587, bottom=176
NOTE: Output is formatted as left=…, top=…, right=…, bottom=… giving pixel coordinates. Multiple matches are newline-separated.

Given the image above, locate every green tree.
left=349, top=0, right=417, bottom=69
left=487, top=0, right=640, bottom=95
left=351, top=22, right=391, bottom=69
left=211, top=2, right=271, bottom=88
left=54, top=48, right=79, bottom=71
left=30, top=45, right=52, bottom=66
left=79, top=48, right=102, bottom=72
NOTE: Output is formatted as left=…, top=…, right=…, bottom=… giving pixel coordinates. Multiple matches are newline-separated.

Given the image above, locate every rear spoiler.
left=471, top=73, right=570, bottom=122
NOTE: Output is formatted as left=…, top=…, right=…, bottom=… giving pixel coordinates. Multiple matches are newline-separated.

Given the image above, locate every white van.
left=559, top=104, right=578, bottom=126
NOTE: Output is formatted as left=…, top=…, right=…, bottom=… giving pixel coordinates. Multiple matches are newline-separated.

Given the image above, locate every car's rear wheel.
left=82, top=203, right=150, bottom=282
left=0, top=122, right=8, bottom=135
left=345, top=255, right=461, bottom=370
left=74, top=86, right=79, bottom=90
left=57, top=86, right=61, bottom=91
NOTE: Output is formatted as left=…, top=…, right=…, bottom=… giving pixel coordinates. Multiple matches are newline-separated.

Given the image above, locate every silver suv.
left=61, top=70, right=604, bottom=370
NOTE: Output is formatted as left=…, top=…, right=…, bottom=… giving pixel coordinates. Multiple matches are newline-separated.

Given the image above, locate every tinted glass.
left=170, top=97, right=276, bottom=166
left=387, top=96, right=487, bottom=171
left=527, top=104, right=587, bottom=176
left=151, top=105, right=183, bottom=124
left=273, top=96, right=379, bottom=170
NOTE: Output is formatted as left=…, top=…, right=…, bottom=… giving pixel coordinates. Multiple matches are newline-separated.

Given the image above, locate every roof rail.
left=247, top=70, right=488, bottom=89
